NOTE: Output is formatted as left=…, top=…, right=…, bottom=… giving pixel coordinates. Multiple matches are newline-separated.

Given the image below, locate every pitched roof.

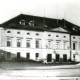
left=0, top=14, right=80, bottom=35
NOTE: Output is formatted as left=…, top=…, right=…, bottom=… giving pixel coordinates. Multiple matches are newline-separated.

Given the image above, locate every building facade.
left=0, top=14, right=80, bottom=62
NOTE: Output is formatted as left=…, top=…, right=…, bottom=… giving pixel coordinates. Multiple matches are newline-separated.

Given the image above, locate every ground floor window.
left=7, top=52, right=11, bottom=59
left=55, top=54, right=60, bottom=62
left=17, top=52, right=20, bottom=59
left=26, top=53, right=30, bottom=59
left=36, top=53, right=39, bottom=60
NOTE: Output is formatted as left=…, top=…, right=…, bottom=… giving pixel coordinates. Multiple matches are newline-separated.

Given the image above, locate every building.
left=0, top=14, right=80, bottom=62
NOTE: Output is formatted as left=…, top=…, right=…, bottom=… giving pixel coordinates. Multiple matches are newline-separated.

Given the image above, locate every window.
left=7, top=31, right=11, bottom=33
left=27, top=33, right=30, bottom=35
left=56, top=35, right=59, bottom=37
left=48, top=41, right=51, bottom=48
left=73, top=37, right=75, bottom=39
left=63, top=36, right=66, bottom=38
left=56, top=41, right=60, bottom=49
left=7, top=37, right=12, bottom=47
left=48, top=34, right=51, bottom=36
left=36, top=33, right=39, bottom=36
left=17, top=52, right=20, bottom=59
left=79, top=43, right=80, bottom=50
left=36, top=53, right=39, bottom=60
left=19, top=19, right=25, bottom=25
left=17, top=39, right=21, bottom=47
left=26, top=40, right=30, bottom=48
left=73, top=43, right=76, bottom=50
left=7, top=52, right=11, bottom=59
left=63, top=42, right=66, bottom=49
left=17, top=32, right=20, bottom=34
left=29, top=21, right=34, bottom=26
left=36, top=40, right=39, bottom=48
left=26, top=53, right=30, bottom=59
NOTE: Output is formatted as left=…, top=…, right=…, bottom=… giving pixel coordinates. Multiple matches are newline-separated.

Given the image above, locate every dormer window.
left=72, top=27, right=78, bottom=31
left=7, top=31, right=11, bottom=33
left=19, top=19, right=25, bottom=25
left=29, top=21, right=34, bottom=26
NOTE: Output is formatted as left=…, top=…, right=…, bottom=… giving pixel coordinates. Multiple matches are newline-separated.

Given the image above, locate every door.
left=56, top=54, right=60, bottom=62
left=63, top=54, right=67, bottom=62
left=17, top=52, right=20, bottom=59
left=47, top=54, right=52, bottom=62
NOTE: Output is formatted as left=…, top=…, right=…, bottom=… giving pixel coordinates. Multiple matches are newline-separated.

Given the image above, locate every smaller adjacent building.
left=0, top=14, right=80, bottom=62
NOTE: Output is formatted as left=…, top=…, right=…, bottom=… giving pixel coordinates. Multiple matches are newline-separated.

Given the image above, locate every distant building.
left=0, top=14, right=80, bottom=62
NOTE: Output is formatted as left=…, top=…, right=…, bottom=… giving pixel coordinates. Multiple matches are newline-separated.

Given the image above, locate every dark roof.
left=0, top=14, right=80, bottom=35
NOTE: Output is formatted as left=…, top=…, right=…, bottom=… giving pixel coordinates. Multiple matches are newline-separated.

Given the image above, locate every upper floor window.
left=17, top=39, right=21, bottom=47
left=7, top=37, right=12, bottom=47
left=56, top=41, right=60, bottom=49
left=63, top=41, right=66, bottom=49
left=36, top=39, right=39, bottom=48
left=7, top=31, right=11, bottom=33
left=19, top=19, right=25, bottom=25
left=26, top=39, right=31, bottom=48
left=73, top=42, right=76, bottom=50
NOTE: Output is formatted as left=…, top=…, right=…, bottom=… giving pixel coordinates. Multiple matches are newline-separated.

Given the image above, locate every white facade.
left=0, top=27, right=72, bottom=62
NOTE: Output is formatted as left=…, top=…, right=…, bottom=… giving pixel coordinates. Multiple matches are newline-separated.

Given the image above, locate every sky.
left=0, top=0, right=80, bottom=26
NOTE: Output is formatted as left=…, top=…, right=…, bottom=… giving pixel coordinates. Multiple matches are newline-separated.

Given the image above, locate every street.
left=0, top=65, right=80, bottom=79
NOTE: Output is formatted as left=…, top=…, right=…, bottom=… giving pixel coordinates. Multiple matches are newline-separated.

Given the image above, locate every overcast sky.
left=0, top=0, right=80, bottom=26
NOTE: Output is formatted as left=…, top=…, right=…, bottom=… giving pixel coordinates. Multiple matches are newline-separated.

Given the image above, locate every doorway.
left=47, top=54, right=52, bottom=62
left=63, top=54, right=67, bottom=62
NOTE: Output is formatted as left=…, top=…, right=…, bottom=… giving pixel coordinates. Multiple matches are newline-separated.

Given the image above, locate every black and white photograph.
left=0, top=0, right=80, bottom=79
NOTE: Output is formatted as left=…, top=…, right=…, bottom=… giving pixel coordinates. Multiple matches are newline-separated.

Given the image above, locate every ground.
left=0, top=62, right=80, bottom=79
